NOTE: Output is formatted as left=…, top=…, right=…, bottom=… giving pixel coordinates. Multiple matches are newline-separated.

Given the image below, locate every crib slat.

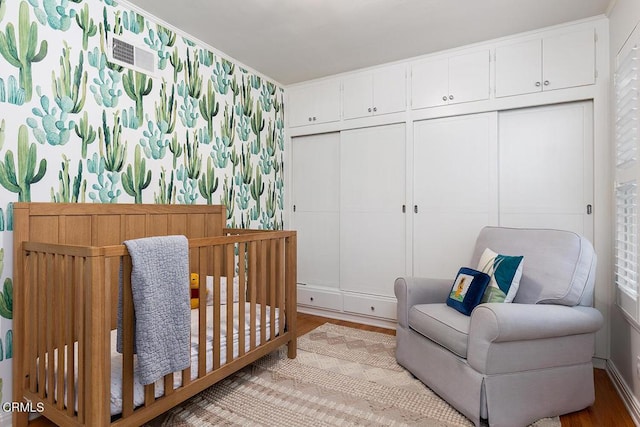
left=122, top=255, right=135, bottom=417
left=249, top=241, right=257, bottom=350
left=55, top=254, right=66, bottom=410
left=145, top=383, right=154, bottom=406
left=226, top=243, right=234, bottom=364
left=27, top=253, right=38, bottom=394
left=76, top=255, right=85, bottom=423
left=260, top=240, right=267, bottom=345
left=270, top=239, right=277, bottom=340
left=65, top=255, right=76, bottom=417
left=45, top=254, right=54, bottom=402
left=198, top=245, right=207, bottom=379
left=213, top=245, right=222, bottom=370
left=277, top=238, right=285, bottom=336
left=38, top=255, right=49, bottom=399
left=238, top=242, right=246, bottom=357
left=164, top=374, right=174, bottom=397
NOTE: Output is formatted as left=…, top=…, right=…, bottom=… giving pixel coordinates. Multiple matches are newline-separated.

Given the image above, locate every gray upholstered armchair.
left=395, top=226, right=604, bottom=427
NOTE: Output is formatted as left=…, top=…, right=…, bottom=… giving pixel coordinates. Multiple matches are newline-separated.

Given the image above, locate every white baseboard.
left=607, top=360, right=640, bottom=426
left=297, top=306, right=397, bottom=330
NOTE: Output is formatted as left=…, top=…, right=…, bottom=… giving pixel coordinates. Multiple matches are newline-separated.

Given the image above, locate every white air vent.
left=107, top=35, right=156, bottom=76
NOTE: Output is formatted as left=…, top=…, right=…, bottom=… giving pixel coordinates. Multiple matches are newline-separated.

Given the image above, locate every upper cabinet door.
left=343, top=73, right=374, bottom=120
left=411, top=57, right=449, bottom=109
left=543, top=28, right=595, bottom=91
left=495, top=27, right=595, bottom=98
left=372, top=64, right=407, bottom=115
left=342, top=64, right=406, bottom=120
left=411, top=50, right=490, bottom=109
left=448, top=49, right=491, bottom=104
left=288, top=80, right=341, bottom=127
left=495, top=39, right=542, bottom=98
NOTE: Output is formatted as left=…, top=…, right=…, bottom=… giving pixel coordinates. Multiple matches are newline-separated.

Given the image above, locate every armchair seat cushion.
left=409, top=304, right=470, bottom=358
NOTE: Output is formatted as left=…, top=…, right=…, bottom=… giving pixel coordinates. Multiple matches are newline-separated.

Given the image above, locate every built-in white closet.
left=287, top=17, right=606, bottom=335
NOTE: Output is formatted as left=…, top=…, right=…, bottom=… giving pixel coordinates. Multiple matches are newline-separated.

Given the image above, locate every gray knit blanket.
left=117, top=235, right=191, bottom=385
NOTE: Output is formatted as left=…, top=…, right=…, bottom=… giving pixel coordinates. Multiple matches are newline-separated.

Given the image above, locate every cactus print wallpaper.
left=0, top=0, right=285, bottom=409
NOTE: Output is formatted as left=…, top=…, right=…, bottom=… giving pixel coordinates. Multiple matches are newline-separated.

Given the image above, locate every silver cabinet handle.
left=544, top=80, right=550, bottom=86
left=308, top=117, right=312, bottom=121
left=368, top=107, right=372, bottom=113
left=535, top=81, right=541, bottom=87
left=442, top=96, right=448, bottom=101
left=370, top=306, right=375, bottom=311
left=373, top=107, right=377, bottom=112
left=448, top=95, right=454, bottom=100
left=312, top=116, right=317, bottom=121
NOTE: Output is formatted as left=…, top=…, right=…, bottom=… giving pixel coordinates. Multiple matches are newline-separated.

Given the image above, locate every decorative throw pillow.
left=477, top=248, right=524, bottom=303
left=206, top=276, right=241, bottom=305
left=446, top=267, right=491, bottom=316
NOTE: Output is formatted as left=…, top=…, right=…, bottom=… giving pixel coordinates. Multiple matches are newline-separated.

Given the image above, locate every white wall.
left=608, top=0, right=640, bottom=422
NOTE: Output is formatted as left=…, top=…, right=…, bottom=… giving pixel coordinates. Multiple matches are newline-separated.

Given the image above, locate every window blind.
left=615, top=37, right=640, bottom=307
left=615, top=180, right=638, bottom=298
left=616, top=44, right=638, bottom=168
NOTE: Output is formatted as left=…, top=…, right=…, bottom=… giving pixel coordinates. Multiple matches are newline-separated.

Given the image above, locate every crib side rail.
left=19, top=241, right=111, bottom=426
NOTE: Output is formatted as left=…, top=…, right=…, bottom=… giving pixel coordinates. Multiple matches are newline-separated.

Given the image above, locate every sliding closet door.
left=498, top=102, right=593, bottom=239
left=413, top=113, right=499, bottom=279
left=291, top=133, right=340, bottom=288
left=340, top=124, right=406, bottom=297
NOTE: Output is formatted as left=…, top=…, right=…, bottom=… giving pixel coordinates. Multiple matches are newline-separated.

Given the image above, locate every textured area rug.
left=150, top=323, right=561, bottom=426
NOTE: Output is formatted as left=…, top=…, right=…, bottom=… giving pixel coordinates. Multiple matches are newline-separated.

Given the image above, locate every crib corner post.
left=12, top=204, right=29, bottom=427
left=286, top=232, right=297, bottom=359
left=84, top=250, right=111, bottom=425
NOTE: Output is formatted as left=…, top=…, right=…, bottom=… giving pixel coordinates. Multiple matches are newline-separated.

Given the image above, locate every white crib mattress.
left=109, top=302, right=280, bottom=415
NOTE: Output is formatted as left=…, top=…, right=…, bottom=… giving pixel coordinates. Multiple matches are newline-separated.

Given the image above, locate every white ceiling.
left=124, top=0, right=612, bottom=86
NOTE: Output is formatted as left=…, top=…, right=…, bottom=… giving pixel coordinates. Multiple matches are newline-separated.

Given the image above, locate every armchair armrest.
left=468, top=303, right=604, bottom=374
left=394, top=277, right=451, bottom=328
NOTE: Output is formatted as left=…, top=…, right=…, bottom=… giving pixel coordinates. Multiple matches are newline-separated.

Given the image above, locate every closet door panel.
left=292, top=133, right=340, bottom=211
left=340, top=124, right=406, bottom=296
left=292, top=133, right=340, bottom=289
left=341, top=125, right=406, bottom=211
left=340, top=212, right=405, bottom=296
left=295, top=212, right=340, bottom=288
left=414, top=212, right=490, bottom=279
left=413, top=113, right=498, bottom=279
left=499, top=102, right=593, bottom=238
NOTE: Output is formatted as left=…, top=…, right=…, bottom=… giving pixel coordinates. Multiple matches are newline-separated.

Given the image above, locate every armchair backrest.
left=469, top=227, right=596, bottom=306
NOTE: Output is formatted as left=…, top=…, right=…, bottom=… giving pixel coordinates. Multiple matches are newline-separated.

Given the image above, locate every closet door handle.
left=442, top=95, right=448, bottom=101
left=414, top=205, right=418, bottom=214
left=535, top=81, right=541, bottom=87
left=543, top=80, right=550, bottom=86
left=373, top=107, right=377, bottom=112
left=368, top=107, right=372, bottom=113
left=448, top=95, right=454, bottom=100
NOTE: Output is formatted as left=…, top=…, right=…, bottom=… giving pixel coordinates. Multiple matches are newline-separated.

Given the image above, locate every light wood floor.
left=30, top=312, right=635, bottom=426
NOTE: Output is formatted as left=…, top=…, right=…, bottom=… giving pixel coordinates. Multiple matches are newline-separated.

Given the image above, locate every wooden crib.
left=12, top=203, right=297, bottom=426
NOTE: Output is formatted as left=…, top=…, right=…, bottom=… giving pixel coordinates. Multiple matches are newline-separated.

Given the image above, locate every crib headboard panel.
left=12, top=203, right=227, bottom=247
left=12, top=202, right=229, bottom=335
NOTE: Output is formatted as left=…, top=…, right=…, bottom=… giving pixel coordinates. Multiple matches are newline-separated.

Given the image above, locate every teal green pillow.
left=446, top=267, right=491, bottom=316
left=478, top=248, right=524, bottom=303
